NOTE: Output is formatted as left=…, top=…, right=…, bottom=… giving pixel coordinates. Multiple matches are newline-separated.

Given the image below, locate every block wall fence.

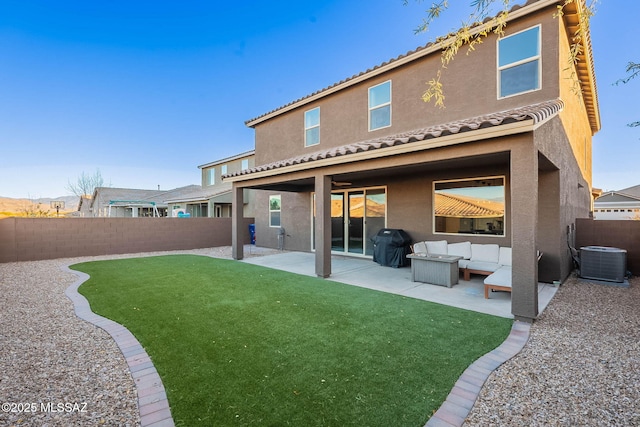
left=0, top=217, right=637, bottom=274
left=575, top=218, right=639, bottom=276
left=0, top=217, right=254, bottom=263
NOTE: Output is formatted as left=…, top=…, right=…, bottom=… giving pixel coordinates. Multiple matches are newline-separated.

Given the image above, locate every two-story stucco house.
left=225, top=0, right=600, bottom=322
left=166, top=150, right=256, bottom=218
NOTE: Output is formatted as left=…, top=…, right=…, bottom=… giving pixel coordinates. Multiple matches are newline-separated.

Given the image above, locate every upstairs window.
left=221, top=164, right=227, bottom=175
left=304, top=107, right=320, bottom=147
left=241, top=159, right=249, bottom=170
left=368, top=81, right=391, bottom=131
left=207, top=168, right=215, bottom=186
left=498, top=26, right=541, bottom=98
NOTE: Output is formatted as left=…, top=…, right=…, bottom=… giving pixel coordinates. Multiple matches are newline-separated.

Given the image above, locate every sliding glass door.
left=348, top=191, right=364, bottom=254
left=364, top=188, right=386, bottom=256
left=331, top=193, right=345, bottom=251
left=314, top=187, right=386, bottom=256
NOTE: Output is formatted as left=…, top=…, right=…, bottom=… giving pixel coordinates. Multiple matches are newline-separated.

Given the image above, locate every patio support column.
left=315, top=174, right=332, bottom=278
left=510, top=143, right=539, bottom=322
left=232, top=184, right=244, bottom=260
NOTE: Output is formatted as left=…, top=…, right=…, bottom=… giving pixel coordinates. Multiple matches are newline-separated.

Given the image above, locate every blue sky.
left=0, top=1, right=638, bottom=199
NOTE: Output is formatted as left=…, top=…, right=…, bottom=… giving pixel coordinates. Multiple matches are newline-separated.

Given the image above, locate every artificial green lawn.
left=73, top=255, right=511, bottom=426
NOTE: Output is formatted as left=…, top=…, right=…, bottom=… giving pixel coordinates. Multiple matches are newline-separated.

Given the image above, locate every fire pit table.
left=406, top=253, right=462, bottom=287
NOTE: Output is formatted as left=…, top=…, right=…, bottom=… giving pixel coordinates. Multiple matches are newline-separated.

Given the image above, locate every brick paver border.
left=425, top=321, right=531, bottom=426
left=64, top=266, right=175, bottom=427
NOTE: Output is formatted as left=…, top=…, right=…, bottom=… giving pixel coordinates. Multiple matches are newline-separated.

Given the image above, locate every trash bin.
left=372, top=228, right=412, bottom=268
left=248, top=224, right=256, bottom=245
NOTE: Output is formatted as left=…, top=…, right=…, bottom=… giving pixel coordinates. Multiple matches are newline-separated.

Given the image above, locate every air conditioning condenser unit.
left=579, top=246, right=627, bottom=283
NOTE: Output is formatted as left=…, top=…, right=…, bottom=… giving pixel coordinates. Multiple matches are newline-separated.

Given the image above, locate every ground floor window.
left=313, top=187, right=386, bottom=256
left=269, top=195, right=281, bottom=227
left=434, top=176, right=505, bottom=236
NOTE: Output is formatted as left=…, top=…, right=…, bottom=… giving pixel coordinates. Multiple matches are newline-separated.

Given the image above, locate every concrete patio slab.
left=241, top=251, right=558, bottom=319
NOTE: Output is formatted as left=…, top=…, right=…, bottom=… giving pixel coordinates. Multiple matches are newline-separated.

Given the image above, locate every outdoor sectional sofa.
left=411, top=240, right=512, bottom=298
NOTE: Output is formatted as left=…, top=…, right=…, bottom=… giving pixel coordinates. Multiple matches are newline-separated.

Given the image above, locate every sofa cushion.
left=484, top=266, right=512, bottom=288
left=448, top=241, right=472, bottom=260
left=498, top=247, right=512, bottom=267
left=412, top=241, right=428, bottom=255
left=466, top=261, right=501, bottom=273
left=426, top=240, right=448, bottom=255
left=470, top=244, right=500, bottom=263
left=458, top=259, right=470, bottom=269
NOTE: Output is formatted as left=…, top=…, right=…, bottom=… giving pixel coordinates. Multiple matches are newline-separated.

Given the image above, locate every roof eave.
left=197, top=150, right=255, bottom=169
left=226, top=118, right=536, bottom=183
left=560, top=0, right=600, bottom=133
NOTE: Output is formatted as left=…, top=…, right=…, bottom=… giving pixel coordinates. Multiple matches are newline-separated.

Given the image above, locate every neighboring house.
left=594, top=185, right=640, bottom=220
left=166, top=150, right=256, bottom=218
left=87, top=185, right=201, bottom=217
left=224, top=0, right=600, bottom=322
left=77, top=195, right=93, bottom=217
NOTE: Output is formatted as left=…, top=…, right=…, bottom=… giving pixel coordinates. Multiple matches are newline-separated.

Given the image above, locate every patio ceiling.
left=231, top=151, right=511, bottom=193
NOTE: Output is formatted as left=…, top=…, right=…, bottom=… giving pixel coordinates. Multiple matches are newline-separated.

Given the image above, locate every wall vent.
left=580, top=246, right=627, bottom=283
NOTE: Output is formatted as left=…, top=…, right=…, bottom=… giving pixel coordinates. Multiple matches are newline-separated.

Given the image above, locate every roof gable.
left=596, top=191, right=640, bottom=203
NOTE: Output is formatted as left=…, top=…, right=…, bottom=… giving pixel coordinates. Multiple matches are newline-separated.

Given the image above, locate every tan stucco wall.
left=253, top=190, right=312, bottom=252
left=535, top=115, right=592, bottom=282
left=557, top=16, right=594, bottom=188
left=252, top=7, right=563, bottom=167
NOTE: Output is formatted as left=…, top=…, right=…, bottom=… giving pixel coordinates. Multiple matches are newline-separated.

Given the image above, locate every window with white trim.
left=498, top=26, right=541, bottom=98
left=241, top=159, right=249, bottom=170
left=269, top=195, right=281, bottom=227
left=207, top=168, right=215, bottom=186
left=221, top=164, right=227, bottom=175
left=304, top=107, right=320, bottom=147
left=368, top=81, right=391, bottom=131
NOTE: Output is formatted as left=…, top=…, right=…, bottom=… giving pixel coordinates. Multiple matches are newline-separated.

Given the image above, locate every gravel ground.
left=465, top=274, right=640, bottom=426
left=2, top=248, right=638, bottom=426
left=0, top=246, right=275, bottom=427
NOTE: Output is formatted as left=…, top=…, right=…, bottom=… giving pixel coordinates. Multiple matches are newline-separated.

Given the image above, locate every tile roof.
left=91, top=185, right=202, bottom=208
left=226, top=98, right=564, bottom=179
left=331, top=196, right=385, bottom=217
left=435, top=193, right=504, bottom=218
left=617, top=185, right=640, bottom=198
left=164, top=185, right=233, bottom=203
left=595, top=191, right=640, bottom=204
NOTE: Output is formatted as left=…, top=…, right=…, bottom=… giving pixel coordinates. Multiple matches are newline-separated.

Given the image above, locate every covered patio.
left=241, top=250, right=558, bottom=319
left=227, top=100, right=580, bottom=322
